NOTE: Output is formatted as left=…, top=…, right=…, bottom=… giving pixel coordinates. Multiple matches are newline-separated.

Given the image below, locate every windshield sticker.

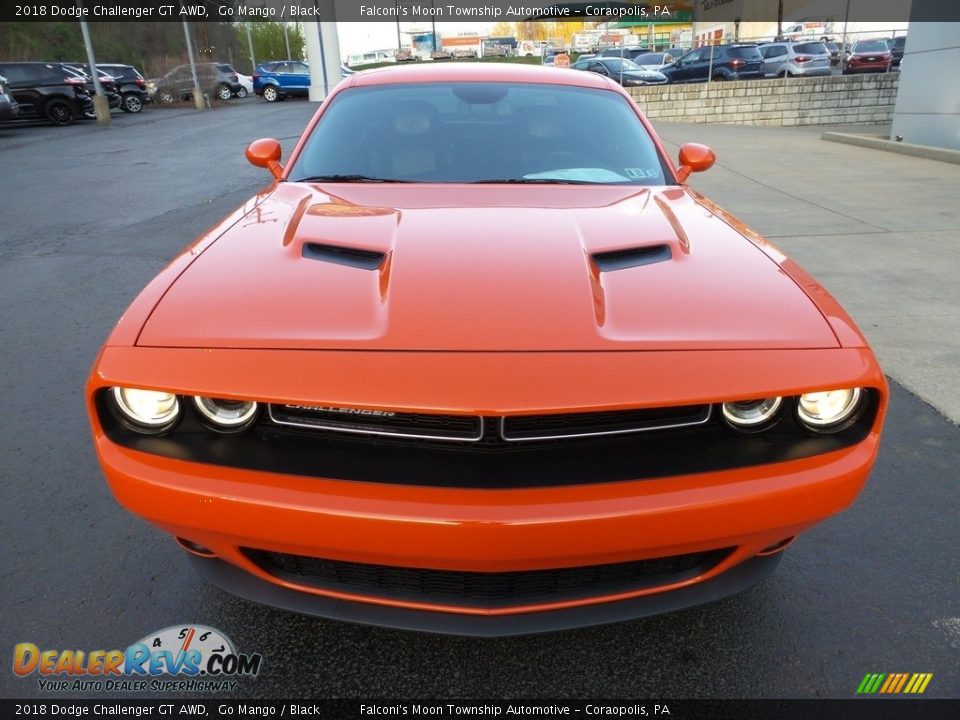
left=625, top=168, right=661, bottom=179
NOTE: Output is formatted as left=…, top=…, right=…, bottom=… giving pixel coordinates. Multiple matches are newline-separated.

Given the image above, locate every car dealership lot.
left=0, top=101, right=957, bottom=699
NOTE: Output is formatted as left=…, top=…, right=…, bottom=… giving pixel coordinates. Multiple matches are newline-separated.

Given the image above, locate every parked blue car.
left=252, top=61, right=310, bottom=102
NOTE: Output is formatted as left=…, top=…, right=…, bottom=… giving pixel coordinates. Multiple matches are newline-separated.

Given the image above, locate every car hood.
left=137, top=183, right=838, bottom=351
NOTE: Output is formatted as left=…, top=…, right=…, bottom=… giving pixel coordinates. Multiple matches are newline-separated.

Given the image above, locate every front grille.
left=244, top=548, right=732, bottom=608
left=267, top=403, right=710, bottom=444
left=99, top=390, right=878, bottom=489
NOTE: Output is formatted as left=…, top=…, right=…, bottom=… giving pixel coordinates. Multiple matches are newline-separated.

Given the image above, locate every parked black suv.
left=66, top=63, right=149, bottom=113
left=61, top=65, right=123, bottom=114
left=823, top=41, right=842, bottom=65
left=0, top=62, right=93, bottom=125
left=661, top=44, right=764, bottom=82
left=888, top=36, right=906, bottom=68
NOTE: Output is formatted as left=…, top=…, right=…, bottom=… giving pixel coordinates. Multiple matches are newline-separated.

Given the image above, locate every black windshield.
left=288, top=82, right=670, bottom=185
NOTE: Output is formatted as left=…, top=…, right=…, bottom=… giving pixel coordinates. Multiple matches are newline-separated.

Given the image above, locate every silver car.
left=0, top=74, right=20, bottom=121
left=759, top=41, right=832, bottom=78
left=630, top=52, right=677, bottom=72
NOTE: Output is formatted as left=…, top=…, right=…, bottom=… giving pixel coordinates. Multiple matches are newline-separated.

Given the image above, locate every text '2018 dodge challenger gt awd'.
left=87, top=64, right=887, bottom=636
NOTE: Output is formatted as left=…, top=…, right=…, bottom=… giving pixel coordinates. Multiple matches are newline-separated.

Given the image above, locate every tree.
left=489, top=22, right=516, bottom=39
left=516, top=20, right=587, bottom=44
left=238, top=22, right=305, bottom=71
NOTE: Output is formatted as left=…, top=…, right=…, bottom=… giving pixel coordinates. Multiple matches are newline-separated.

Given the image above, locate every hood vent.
left=592, top=244, right=672, bottom=272
left=302, top=243, right=385, bottom=270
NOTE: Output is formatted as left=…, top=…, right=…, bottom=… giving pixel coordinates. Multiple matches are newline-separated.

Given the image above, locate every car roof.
left=348, top=62, right=611, bottom=90
left=1, top=61, right=70, bottom=65
left=761, top=40, right=826, bottom=46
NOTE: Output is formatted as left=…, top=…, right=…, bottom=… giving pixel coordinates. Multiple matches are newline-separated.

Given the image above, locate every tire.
left=158, top=90, right=175, bottom=104
left=121, top=93, right=143, bottom=113
left=262, top=85, right=279, bottom=102
left=216, top=84, right=232, bottom=101
left=45, top=99, right=75, bottom=126
left=236, top=86, right=248, bottom=99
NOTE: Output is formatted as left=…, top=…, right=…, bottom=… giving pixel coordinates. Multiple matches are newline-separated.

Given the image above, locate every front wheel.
left=158, top=90, right=175, bottom=104
left=236, top=86, right=248, bottom=99
left=45, top=99, right=75, bottom=126
left=262, top=85, right=279, bottom=102
left=121, top=93, right=143, bottom=113
left=216, top=84, right=232, bottom=101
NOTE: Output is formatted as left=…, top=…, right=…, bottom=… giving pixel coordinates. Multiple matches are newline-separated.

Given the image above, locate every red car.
left=843, top=39, right=893, bottom=74
left=87, top=64, right=887, bottom=636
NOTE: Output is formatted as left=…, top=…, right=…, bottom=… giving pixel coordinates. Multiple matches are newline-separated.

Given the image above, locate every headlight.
left=722, top=397, right=783, bottom=431
left=193, top=396, right=258, bottom=431
left=796, top=388, right=863, bottom=432
left=111, top=387, right=180, bottom=433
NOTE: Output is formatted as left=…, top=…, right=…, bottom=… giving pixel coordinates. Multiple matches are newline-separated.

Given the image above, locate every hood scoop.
left=592, top=244, right=672, bottom=272
left=302, top=242, right=386, bottom=270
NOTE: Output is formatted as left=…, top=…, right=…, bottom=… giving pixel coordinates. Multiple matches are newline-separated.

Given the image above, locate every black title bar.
left=3, top=699, right=960, bottom=719
left=4, top=1, right=959, bottom=23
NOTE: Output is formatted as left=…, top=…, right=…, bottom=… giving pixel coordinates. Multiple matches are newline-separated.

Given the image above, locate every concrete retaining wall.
left=628, top=74, right=899, bottom=127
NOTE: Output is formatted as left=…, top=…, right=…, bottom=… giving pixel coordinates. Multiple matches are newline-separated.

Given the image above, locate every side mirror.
left=676, top=143, right=716, bottom=182
left=245, top=138, right=283, bottom=180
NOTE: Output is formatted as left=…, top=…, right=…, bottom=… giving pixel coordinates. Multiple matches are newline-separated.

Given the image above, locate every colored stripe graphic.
left=857, top=673, right=885, bottom=694
left=857, top=672, right=932, bottom=694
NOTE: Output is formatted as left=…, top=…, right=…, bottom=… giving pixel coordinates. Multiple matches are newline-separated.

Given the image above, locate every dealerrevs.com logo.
left=13, top=625, right=262, bottom=692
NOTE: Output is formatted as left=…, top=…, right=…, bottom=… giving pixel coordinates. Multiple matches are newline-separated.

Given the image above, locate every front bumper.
left=791, top=65, right=832, bottom=77
left=89, top=346, right=886, bottom=634
left=845, top=62, right=890, bottom=73
left=0, top=98, right=18, bottom=121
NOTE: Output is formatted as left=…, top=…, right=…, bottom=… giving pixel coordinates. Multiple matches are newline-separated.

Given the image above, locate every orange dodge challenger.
left=87, top=64, right=887, bottom=635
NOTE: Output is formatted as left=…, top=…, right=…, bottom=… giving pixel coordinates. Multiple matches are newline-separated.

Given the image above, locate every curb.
left=821, top=131, right=960, bottom=165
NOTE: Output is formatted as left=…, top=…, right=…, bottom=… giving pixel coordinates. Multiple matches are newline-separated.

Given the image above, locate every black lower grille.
left=244, top=548, right=732, bottom=608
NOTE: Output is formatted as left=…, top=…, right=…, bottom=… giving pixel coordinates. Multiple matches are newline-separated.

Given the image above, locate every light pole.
left=181, top=15, right=204, bottom=110
left=77, top=0, right=110, bottom=126
left=245, top=23, right=256, bottom=74
left=842, top=0, right=851, bottom=69
left=284, top=22, right=292, bottom=60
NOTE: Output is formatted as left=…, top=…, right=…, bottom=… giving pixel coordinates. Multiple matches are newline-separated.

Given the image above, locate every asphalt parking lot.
left=0, top=100, right=957, bottom=700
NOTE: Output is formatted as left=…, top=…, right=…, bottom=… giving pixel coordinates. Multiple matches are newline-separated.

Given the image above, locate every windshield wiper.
left=471, top=178, right=609, bottom=185
left=294, top=174, right=419, bottom=183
